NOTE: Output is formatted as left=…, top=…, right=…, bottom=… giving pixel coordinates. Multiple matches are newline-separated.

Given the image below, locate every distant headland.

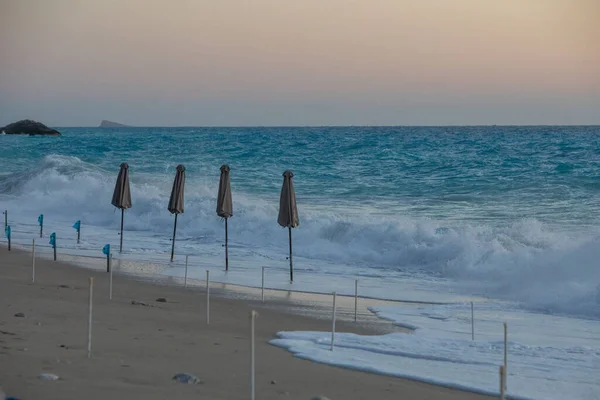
left=0, top=119, right=61, bottom=136
left=99, top=120, right=130, bottom=128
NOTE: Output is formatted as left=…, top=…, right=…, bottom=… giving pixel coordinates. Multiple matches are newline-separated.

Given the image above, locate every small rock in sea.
left=1, top=119, right=61, bottom=136
left=39, top=373, right=59, bottom=381
left=14, top=312, right=25, bottom=318
left=172, top=373, right=203, bottom=384
left=271, top=380, right=277, bottom=385
left=156, top=297, right=167, bottom=303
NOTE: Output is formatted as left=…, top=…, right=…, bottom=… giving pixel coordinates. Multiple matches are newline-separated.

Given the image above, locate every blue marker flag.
left=73, top=220, right=81, bottom=231
left=102, top=244, right=110, bottom=256
left=5, top=225, right=10, bottom=239
left=49, top=232, right=56, bottom=248
left=38, top=214, right=44, bottom=226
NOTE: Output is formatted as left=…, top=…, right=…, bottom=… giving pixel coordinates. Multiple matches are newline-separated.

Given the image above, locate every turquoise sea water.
left=1, top=126, right=600, bottom=317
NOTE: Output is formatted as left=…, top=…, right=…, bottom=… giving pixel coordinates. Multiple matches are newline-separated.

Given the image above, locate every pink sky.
left=1, top=0, right=598, bottom=126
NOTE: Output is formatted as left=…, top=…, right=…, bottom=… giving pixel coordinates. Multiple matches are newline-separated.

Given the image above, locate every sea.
left=1, top=126, right=599, bottom=398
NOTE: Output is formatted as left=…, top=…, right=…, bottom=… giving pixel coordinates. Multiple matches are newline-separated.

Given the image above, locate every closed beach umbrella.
left=216, top=165, right=233, bottom=271
left=168, top=164, right=185, bottom=262
left=278, top=170, right=299, bottom=282
left=111, top=163, right=132, bottom=253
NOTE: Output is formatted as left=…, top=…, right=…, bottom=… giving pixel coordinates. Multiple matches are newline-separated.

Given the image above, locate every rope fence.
left=1, top=211, right=513, bottom=399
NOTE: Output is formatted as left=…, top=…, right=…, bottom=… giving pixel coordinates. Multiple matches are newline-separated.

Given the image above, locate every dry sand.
left=0, top=247, right=491, bottom=399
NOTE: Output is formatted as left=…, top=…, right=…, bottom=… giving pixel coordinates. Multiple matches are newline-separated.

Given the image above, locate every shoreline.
left=7, top=239, right=471, bottom=307
left=0, top=246, right=492, bottom=399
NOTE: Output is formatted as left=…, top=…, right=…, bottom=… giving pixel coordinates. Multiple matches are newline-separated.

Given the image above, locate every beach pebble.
left=156, top=297, right=167, bottom=303
left=131, top=300, right=152, bottom=307
left=172, top=373, right=202, bottom=384
left=39, top=373, right=59, bottom=381
left=14, top=312, right=25, bottom=318
left=271, top=380, right=277, bottom=385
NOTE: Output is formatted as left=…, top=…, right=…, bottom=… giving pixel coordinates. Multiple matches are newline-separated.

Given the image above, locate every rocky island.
left=1, top=120, right=61, bottom=136
left=99, top=120, right=129, bottom=128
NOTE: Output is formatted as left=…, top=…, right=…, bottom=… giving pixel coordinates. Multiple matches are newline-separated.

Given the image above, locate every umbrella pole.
left=170, top=214, right=178, bottom=262
left=289, top=227, right=293, bottom=282
left=119, top=209, right=124, bottom=253
left=225, top=218, right=229, bottom=271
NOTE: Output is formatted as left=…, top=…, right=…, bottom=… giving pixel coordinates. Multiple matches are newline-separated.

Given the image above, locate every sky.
left=1, top=0, right=599, bottom=126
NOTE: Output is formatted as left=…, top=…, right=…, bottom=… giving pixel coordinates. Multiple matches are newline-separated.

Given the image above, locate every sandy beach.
left=0, top=246, right=491, bottom=400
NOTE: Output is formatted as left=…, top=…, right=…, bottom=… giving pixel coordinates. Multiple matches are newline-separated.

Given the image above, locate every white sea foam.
left=1, top=155, right=600, bottom=318
left=271, top=302, right=600, bottom=400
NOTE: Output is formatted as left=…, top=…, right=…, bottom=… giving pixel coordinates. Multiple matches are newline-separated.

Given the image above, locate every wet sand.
left=0, top=247, right=491, bottom=399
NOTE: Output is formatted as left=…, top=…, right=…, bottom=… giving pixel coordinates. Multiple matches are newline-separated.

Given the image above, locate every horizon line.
left=56, top=123, right=600, bottom=128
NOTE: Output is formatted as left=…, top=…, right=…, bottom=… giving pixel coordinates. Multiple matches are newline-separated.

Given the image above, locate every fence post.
left=249, top=310, right=257, bottom=400
left=330, top=292, right=337, bottom=351
left=87, top=277, right=94, bottom=359
left=504, top=322, right=508, bottom=391
left=109, top=254, right=113, bottom=300
left=499, top=365, right=505, bottom=400
left=261, top=267, right=265, bottom=303
left=354, top=280, right=358, bottom=322
left=184, top=255, right=189, bottom=287
left=206, top=270, right=210, bottom=325
left=32, top=239, right=36, bottom=283
left=471, top=301, right=475, bottom=340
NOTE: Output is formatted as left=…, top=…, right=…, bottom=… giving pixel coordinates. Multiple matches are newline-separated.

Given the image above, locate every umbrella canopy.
left=278, top=170, right=299, bottom=228
left=217, top=165, right=233, bottom=270
left=168, top=164, right=185, bottom=262
left=112, top=163, right=131, bottom=254
left=111, top=163, right=132, bottom=209
left=279, top=170, right=299, bottom=282
left=216, top=165, right=233, bottom=218
left=168, top=165, right=186, bottom=214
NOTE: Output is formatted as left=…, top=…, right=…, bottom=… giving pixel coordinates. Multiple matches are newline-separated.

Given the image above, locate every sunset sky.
left=1, top=0, right=598, bottom=126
